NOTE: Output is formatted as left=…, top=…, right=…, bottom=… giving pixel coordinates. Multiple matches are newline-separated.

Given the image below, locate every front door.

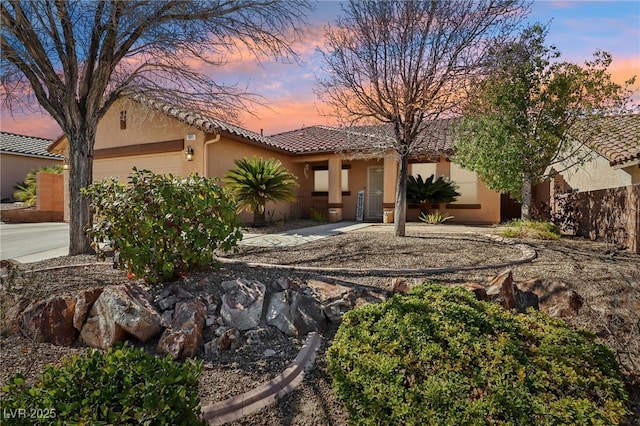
left=367, top=166, right=384, bottom=220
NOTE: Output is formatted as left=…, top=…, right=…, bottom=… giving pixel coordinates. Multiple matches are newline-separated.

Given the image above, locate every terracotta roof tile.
left=0, top=132, right=62, bottom=159
left=131, top=95, right=281, bottom=149
left=269, top=118, right=457, bottom=156
left=582, top=114, right=640, bottom=166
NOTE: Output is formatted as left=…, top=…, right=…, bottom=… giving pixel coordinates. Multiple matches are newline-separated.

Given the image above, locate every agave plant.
left=224, top=157, right=298, bottom=227
left=407, top=174, right=460, bottom=212
left=13, top=165, right=63, bottom=206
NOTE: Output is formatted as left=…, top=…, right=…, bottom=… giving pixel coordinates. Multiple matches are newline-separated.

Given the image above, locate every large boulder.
left=80, top=284, right=164, bottom=349
left=266, top=289, right=326, bottom=336
left=220, top=279, right=265, bottom=331
left=21, top=295, right=77, bottom=346
left=73, top=288, right=103, bottom=331
left=518, top=279, right=583, bottom=318
left=157, top=299, right=207, bottom=359
left=486, top=270, right=517, bottom=310
left=486, top=270, right=538, bottom=313
left=307, top=279, right=386, bottom=323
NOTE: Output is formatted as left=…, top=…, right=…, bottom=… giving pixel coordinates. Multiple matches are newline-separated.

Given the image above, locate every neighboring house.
left=0, top=132, right=63, bottom=201
left=554, top=114, right=640, bottom=193
left=48, top=95, right=504, bottom=224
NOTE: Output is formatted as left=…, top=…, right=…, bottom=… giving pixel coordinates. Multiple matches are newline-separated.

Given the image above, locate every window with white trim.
left=314, top=169, right=349, bottom=192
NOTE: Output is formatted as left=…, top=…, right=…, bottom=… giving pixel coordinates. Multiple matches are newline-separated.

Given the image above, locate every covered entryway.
left=367, top=166, right=384, bottom=220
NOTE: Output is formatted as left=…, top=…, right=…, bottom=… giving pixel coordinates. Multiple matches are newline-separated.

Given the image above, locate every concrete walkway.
left=239, top=221, right=372, bottom=247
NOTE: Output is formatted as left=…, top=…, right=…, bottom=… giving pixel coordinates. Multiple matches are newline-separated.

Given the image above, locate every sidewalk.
left=239, top=221, right=372, bottom=247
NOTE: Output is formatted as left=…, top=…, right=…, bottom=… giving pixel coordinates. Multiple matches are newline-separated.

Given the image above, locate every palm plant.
left=13, top=165, right=63, bottom=205
left=224, top=157, right=298, bottom=227
left=407, top=174, right=460, bottom=214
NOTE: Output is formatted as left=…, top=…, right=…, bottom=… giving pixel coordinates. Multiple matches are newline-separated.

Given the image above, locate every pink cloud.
left=0, top=111, right=61, bottom=140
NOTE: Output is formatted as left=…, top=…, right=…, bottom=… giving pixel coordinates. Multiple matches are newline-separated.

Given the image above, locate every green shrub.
left=1, top=343, right=205, bottom=425
left=328, top=283, right=629, bottom=425
left=498, top=219, right=560, bottom=240
left=407, top=174, right=460, bottom=205
left=83, top=168, right=242, bottom=283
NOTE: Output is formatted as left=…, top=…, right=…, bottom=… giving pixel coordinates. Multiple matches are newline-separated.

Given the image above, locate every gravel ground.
left=1, top=222, right=639, bottom=425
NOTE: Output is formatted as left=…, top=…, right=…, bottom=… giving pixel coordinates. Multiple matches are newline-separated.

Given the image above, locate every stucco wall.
left=560, top=152, right=634, bottom=192
left=0, top=153, right=61, bottom=201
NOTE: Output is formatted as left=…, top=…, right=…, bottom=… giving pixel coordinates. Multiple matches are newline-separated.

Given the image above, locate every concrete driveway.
left=0, top=222, right=69, bottom=263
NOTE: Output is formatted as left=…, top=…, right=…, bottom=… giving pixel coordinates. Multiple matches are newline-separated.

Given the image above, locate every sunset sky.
left=1, top=0, right=638, bottom=140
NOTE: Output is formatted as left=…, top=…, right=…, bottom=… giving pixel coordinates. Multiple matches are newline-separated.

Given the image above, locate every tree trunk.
left=68, top=130, right=95, bottom=255
left=394, top=155, right=409, bottom=237
left=253, top=208, right=266, bottom=228
left=521, top=170, right=532, bottom=221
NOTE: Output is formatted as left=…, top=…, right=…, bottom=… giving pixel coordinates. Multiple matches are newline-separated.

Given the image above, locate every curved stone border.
left=200, top=332, right=321, bottom=425
left=218, top=233, right=536, bottom=276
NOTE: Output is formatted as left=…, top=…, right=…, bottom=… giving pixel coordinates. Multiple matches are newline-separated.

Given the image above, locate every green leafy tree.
left=225, top=157, right=298, bottom=227
left=13, top=165, right=62, bottom=205
left=454, top=24, right=635, bottom=220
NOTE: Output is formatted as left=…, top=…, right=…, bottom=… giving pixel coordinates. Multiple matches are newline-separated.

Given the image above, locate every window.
left=314, top=169, right=349, bottom=192
left=120, top=110, right=127, bottom=130
left=449, top=163, right=478, bottom=203
left=411, top=163, right=437, bottom=179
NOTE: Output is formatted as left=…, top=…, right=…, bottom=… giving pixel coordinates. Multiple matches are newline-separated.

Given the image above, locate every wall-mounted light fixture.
left=62, top=158, right=69, bottom=170
left=185, top=145, right=194, bottom=161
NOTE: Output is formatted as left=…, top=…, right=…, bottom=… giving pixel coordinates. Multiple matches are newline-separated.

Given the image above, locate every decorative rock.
left=461, top=283, right=489, bottom=301
left=266, top=290, right=326, bottom=336
left=73, top=288, right=103, bottom=331
left=514, top=288, right=539, bottom=313
left=486, top=270, right=517, bottom=310
left=220, top=279, right=265, bottom=331
left=161, top=310, right=174, bottom=327
left=21, top=295, right=77, bottom=346
left=518, top=279, right=583, bottom=318
left=215, top=327, right=241, bottom=353
left=271, top=277, right=293, bottom=292
left=307, top=279, right=350, bottom=302
left=0, top=291, right=30, bottom=336
left=204, top=340, right=216, bottom=359
left=155, top=284, right=194, bottom=311
left=263, top=349, right=276, bottom=357
left=390, top=278, right=413, bottom=295
left=352, top=289, right=387, bottom=308
left=157, top=299, right=207, bottom=359
left=205, top=315, right=216, bottom=327
left=202, top=294, right=217, bottom=314
left=80, top=284, right=164, bottom=349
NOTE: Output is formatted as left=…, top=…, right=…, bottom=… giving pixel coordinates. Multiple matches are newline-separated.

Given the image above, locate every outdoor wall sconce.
left=185, top=145, right=194, bottom=161
left=62, top=159, right=69, bottom=170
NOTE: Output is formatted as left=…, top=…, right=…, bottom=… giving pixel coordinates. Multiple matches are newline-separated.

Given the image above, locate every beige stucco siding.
left=560, top=152, right=634, bottom=192
left=93, top=151, right=186, bottom=182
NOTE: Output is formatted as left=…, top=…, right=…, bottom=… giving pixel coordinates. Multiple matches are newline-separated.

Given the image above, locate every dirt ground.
left=1, top=222, right=638, bottom=425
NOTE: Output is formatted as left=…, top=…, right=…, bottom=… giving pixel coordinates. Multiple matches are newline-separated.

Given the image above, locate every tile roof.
left=130, top=95, right=282, bottom=149
left=582, top=114, right=640, bottom=167
left=269, top=118, right=457, bottom=157
left=0, top=132, right=63, bottom=159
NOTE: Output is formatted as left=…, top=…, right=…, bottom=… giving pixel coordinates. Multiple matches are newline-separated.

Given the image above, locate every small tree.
left=225, top=157, right=298, bottom=227
left=454, top=24, right=635, bottom=220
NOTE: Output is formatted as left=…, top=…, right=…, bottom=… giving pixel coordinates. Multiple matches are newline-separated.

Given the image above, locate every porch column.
left=328, top=157, right=343, bottom=222
left=382, top=155, right=397, bottom=223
